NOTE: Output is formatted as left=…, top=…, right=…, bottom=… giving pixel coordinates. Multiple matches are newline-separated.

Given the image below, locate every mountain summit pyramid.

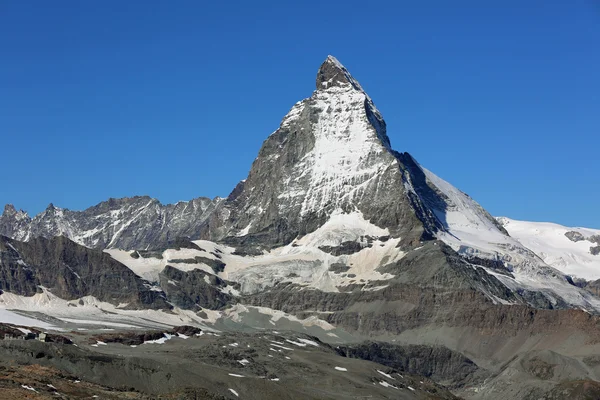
left=203, top=55, right=448, bottom=249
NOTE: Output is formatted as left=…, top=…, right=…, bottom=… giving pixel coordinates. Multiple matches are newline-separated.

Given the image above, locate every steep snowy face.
left=498, top=217, right=600, bottom=281
left=206, top=56, right=425, bottom=248
left=414, top=166, right=600, bottom=310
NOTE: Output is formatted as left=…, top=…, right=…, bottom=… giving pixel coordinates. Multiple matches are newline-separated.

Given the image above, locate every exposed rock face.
left=0, top=205, right=31, bottom=241
left=565, top=231, right=586, bottom=242
left=336, top=341, right=481, bottom=387
left=0, top=196, right=220, bottom=250
left=159, top=265, right=236, bottom=310
left=0, top=235, right=170, bottom=309
left=591, top=246, right=600, bottom=256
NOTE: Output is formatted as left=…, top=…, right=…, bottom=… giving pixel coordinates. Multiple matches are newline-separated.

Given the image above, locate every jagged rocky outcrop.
left=0, top=196, right=220, bottom=250
left=159, top=265, right=237, bottom=310
left=565, top=231, right=586, bottom=242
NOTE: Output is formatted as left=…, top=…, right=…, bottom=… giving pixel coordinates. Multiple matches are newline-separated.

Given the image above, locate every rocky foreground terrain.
left=2, top=57, right=600, bottom=399
left=0, top=324, right=461, bottom=399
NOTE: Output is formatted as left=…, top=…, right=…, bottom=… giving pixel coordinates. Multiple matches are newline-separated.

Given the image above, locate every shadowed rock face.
left=335, top=341, right=481, bottom=387
left=159, top=265, right=237, bottom=310
left=0, top=235, right=170, bottom=309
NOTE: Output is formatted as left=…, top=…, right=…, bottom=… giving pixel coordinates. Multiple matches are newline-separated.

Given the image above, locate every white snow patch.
left=377, top=370, right=395, bottom=380
left=0, top=289, right=216, bottom=332
left=296, top=338, right=319, bottom=347
left=379, top=381, right=398, bottom=389
left=144, top=333, right=173, bottom=344
left=271, top=343, right=294, bottom=351
left=334, top=366, right=347, bottom=371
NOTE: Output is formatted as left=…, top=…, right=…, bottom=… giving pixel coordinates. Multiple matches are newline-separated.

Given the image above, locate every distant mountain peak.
left=2, top=204, right=29, bottom=220
left=3, top=204, right=16, bottom=216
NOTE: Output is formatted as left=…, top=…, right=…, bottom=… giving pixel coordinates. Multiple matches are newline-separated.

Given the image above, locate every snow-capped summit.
left=202, top=56, right=427, bottom=247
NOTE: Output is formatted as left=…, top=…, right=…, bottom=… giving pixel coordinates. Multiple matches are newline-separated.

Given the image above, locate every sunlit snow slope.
left=497, top=217, right=600, bottom=281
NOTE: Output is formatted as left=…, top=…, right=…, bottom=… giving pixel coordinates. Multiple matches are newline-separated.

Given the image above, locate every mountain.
left=2, top=56, right=600, bottom=399
left=0, top=196, right=220, bottom=250
left=0, top=235, right=169, bottom=309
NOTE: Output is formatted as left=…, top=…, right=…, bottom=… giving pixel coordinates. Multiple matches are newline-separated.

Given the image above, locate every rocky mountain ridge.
left=0, top=196, right=220, bottom=250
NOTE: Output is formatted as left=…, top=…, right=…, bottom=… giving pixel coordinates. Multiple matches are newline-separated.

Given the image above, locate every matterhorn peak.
left=316, top=55, right=365, bottom=91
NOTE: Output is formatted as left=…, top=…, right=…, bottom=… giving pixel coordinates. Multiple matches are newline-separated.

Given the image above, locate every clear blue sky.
left=1, top=1, right=599, bottom=228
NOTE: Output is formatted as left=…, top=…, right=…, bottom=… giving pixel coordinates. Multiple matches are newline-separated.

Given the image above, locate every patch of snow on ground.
left=144, top=333, right=173, bottom=344
left=334, top=366, right=347, bottom=371
left=271, top=343, right=294, bottom=351
left=229, top=388, right=239, bottom=397
left=379, top=381, right=398, bottom=389
left=296, top=338, right=319, bottom=346
left=225, top=304, right=336, bottom=331
left=286, top=339, right=307, bottom=347
left=377, top=370, right=395, bottom=380
left=0, top=289, right=217, bottom=331
left=0, top=308, right=56, bottom=329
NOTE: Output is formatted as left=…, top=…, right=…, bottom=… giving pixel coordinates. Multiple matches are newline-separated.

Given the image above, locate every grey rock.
left=167, top=256, right=226, bottom=274
left=0, top=196, right=220, bottom=250
left=336, top=341, right=482, bottom=387
left=158, top=265, right=236, bottom=310
left=565, top=231, right=586, bottom=242
left=328, top=263, right=351, bottom=273
left=0, top=235, right=170, bottom=309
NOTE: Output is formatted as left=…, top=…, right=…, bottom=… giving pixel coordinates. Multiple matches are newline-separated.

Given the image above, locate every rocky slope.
left=0, top=235, right=169, bottom=309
